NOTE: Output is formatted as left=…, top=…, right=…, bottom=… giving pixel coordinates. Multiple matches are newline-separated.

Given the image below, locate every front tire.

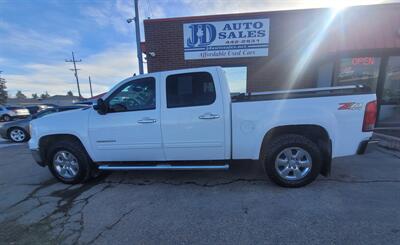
left=47, top=140, right=93, bottom=184
left=8, top=127, right=30, bottom=143
left=264, top=134, right=322, bottom=188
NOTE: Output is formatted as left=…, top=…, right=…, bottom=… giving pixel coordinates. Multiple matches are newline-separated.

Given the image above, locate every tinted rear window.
left=166, top=72, right=216, bottom=108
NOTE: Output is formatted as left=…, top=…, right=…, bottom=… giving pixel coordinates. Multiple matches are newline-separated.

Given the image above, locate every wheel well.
left=259, top=125, right=332, bottom=176
left=7, top=126, right=20, bottom=132
left=39, top=134, right=89, bottom=164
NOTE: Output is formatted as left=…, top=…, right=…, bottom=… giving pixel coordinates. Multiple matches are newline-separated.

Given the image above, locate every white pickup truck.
left=29, top=67, right=377, bottom=187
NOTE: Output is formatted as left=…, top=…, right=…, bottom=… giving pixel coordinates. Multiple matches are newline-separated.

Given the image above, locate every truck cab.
left=89, top=68, right=230, bottom=162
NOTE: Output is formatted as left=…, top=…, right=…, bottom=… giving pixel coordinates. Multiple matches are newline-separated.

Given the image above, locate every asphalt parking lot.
left=0, top=142, right=399, bottom=245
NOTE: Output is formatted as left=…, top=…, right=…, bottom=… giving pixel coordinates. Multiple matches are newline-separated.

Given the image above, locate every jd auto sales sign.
left=183, top=19, right=270, bottom=60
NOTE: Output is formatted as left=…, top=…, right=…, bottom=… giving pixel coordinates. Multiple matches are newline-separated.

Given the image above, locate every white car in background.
left=0, top=105, right=30, bottom=122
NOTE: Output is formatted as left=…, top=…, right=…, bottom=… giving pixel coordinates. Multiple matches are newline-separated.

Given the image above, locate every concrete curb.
left=373, top=133, right=400, bottom=151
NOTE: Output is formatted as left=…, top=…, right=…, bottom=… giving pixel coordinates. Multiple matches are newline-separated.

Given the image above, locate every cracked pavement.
left=0, top=144, right=399, bottom=244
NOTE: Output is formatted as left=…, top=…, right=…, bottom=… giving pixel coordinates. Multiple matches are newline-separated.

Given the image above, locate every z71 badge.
left=338, top=102, right=363, bottom=110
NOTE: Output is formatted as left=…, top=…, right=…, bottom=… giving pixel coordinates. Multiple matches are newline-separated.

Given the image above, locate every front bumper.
left=0, top=127, right=8, bottom=139
left=31, top=149, right=46, bottom=167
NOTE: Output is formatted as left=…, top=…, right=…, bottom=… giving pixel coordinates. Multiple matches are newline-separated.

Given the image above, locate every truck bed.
left=231, top=88, right=375, bottom=160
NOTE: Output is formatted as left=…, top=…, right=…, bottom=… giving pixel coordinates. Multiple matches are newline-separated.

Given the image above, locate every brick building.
left=143, top=3, right=400, bottom=128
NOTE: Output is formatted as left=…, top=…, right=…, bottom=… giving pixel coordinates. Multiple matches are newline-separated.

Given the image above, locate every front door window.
left=108, top=77, right=156, bottom=113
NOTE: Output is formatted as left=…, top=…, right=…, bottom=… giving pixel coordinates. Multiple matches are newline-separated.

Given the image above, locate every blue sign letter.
left=186, top=24, right=216, bottom=48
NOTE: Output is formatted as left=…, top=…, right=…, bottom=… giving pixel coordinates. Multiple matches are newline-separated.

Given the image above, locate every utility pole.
left=127, top=0, right=144, bottom=74
left=65, top=52, right=82, bottom=98
left=88, top=76, right=93, bottom=98
left=134, top=0, right=144, bottom=74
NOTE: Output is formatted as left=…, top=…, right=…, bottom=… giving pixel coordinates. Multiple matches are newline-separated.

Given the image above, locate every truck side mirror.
left=93, top=98, right=108, bottom=115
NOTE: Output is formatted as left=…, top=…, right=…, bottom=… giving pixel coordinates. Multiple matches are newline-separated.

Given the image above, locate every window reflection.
left=335, top=57, right=381, bottom=91
left=382, top=56, right=400, bottom=104
left=108, top=78, right=156, bottom=112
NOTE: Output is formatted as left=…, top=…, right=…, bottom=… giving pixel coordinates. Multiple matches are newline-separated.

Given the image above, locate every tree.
left=67, top=90, right=74, bottom=96
left=32, top=93, right=38, bottom=99
left=0, top=76, right=7, bottom=104
left=40, top=91, right=50, bottom=99
left=16, top=90, right=27, bottom=99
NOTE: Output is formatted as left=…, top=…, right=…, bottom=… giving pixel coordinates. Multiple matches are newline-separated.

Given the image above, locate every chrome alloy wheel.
left=275, top=147, right=312, bottom=181
left=53, top=151, right=80, bottom=179
left=10, top=128, right=26, bottom=142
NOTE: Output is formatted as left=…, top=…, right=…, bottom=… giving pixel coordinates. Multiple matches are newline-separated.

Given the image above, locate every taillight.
left=362, top=100, right=377, bottom=132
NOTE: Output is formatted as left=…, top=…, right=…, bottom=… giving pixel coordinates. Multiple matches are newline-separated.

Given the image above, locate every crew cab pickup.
left=29, top=67, right=377, bottom=187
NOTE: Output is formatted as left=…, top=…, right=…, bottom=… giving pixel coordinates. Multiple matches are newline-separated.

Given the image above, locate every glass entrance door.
left=377, top=56, right=400, bottom=129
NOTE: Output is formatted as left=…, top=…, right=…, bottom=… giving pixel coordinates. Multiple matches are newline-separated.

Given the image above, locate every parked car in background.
left=25, top=104, right=54, bottom=115
left=0, top=105, right=87, bottom=143
left=0, top=105, right=30, bottom=122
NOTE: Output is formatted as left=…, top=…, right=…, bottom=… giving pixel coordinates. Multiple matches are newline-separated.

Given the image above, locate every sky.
left=0, top=0, right=395, bottom=98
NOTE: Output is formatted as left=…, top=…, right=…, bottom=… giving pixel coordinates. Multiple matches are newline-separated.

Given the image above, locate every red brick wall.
left=144, top=3, right=400, bottom=92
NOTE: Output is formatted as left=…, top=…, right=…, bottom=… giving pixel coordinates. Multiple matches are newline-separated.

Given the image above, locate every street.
left=0, top=138, right=21, bottom=149
left=0, top=143, right=399, bottom=245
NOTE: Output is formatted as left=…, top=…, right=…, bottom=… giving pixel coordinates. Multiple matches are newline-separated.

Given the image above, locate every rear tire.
left=2, top=114, right=11, bottom=122
left=8, top=127, right=30, bottom=143
left=47, top=140, right=93, bottom=184
left=264, top=134, right=322, bottom=188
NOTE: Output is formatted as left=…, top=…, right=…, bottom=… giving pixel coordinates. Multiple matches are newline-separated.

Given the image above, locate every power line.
left=65, top=51, right=82, bottom=98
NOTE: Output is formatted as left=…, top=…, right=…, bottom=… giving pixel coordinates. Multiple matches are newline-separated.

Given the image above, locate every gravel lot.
left=0, top=143, right=399, bottom=245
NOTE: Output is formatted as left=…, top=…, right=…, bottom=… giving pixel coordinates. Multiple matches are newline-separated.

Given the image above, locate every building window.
left=335, top=57, right=381, bottom=91
left=316, top=61, right=334, bottom=87
left=382, top=56, right=400, bottom=104
left=108, top=77, right=156, bottom=112
left=166, top=72, right=216, bottom=108
left=222, top=67, right=247, bottom=94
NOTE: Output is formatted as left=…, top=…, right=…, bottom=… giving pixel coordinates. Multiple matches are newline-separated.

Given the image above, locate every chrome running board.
left=98, top=164, right=229, bottom=171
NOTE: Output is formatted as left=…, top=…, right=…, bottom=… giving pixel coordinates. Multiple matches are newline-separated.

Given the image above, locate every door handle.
left=137, top=118, right=157, bottom=124
left=199, top=113, right=220, bottom=120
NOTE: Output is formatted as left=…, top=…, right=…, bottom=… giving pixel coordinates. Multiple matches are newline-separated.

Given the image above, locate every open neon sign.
left=352, top=57, right=375, bottom=65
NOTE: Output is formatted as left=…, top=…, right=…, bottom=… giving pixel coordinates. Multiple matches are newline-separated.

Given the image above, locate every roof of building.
left=143, top=3, right=398, bottom=23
